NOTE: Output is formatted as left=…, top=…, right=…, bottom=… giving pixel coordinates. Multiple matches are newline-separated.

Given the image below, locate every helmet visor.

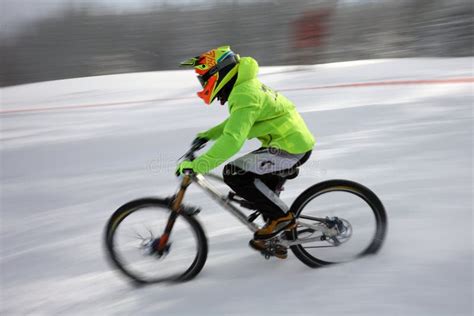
left=180, top=56, right=199, bottom=67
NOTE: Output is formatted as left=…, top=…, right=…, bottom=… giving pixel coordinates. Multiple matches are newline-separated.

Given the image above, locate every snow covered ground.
left=1, top=58, right=473, bottom=315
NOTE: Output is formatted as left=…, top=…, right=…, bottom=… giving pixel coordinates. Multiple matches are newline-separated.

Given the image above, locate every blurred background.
left=1, top=0, right=472, bottom=87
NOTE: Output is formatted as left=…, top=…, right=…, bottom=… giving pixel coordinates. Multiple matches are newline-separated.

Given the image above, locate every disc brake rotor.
left=325, top=217, right=352, bottom=245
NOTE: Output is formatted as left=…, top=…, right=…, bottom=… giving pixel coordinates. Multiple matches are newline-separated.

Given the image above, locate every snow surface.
left=1, top=58, right=473, bottom=315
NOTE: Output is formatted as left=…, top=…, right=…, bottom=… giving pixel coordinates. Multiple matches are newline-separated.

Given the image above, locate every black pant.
left=223, top=149, right=311, bottom=220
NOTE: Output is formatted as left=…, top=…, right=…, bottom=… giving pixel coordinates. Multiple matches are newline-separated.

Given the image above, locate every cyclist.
left=177, top=46, right=315, bottom=256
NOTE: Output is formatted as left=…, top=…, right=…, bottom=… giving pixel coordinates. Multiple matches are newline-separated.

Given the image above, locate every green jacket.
left=192, top=57, right=315, bottom=174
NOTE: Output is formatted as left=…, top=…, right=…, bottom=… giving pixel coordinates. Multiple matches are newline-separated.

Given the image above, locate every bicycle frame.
left=155, top=171, right=341, bottom=253
left=193, top=173, right=260, bottom=232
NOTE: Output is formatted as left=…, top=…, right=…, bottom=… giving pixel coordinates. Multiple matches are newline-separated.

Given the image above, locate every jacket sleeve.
left=197, top=119, right=228, bottom=140
left=192, top=93, right=260, bottom=174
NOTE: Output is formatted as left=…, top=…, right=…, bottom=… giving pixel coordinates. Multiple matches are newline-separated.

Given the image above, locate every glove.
left=191, top=137, right=208, bottom=151
left=176, top=160, right=194, bottom=176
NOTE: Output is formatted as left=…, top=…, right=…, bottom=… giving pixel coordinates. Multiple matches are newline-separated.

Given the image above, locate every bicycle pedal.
left=273, top=244, right=288, bottom=259
left=249, top=240, right=287, bottom=260
left=260, top=248, right=287, bottom=260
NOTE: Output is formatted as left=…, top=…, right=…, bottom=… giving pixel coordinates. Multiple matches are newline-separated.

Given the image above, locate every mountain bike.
left=104, top=143, right=387, bottom=285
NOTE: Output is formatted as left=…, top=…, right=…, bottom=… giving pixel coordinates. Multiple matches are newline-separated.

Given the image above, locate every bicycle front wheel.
left=104, top=198, right=208, bottom=284
left=289, top=180, right=387, bottom=267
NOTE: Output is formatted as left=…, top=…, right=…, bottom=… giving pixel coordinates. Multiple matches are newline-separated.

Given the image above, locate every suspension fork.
left=156, top=174, right=192, bottom=252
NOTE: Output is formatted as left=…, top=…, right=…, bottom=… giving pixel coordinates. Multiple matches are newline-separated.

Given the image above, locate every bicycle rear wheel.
left=104, top=198, right=208, bottom=284
left=289, top=180, right=387, bottom=267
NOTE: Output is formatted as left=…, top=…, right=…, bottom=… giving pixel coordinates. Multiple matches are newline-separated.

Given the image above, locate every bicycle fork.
left=155, top=175, right=192, bottom=253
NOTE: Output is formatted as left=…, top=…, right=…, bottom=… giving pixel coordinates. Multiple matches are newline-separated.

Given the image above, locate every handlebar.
left=181, top=148, right=197, bottom=161
left=179, top=139, right=207, bottom=162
